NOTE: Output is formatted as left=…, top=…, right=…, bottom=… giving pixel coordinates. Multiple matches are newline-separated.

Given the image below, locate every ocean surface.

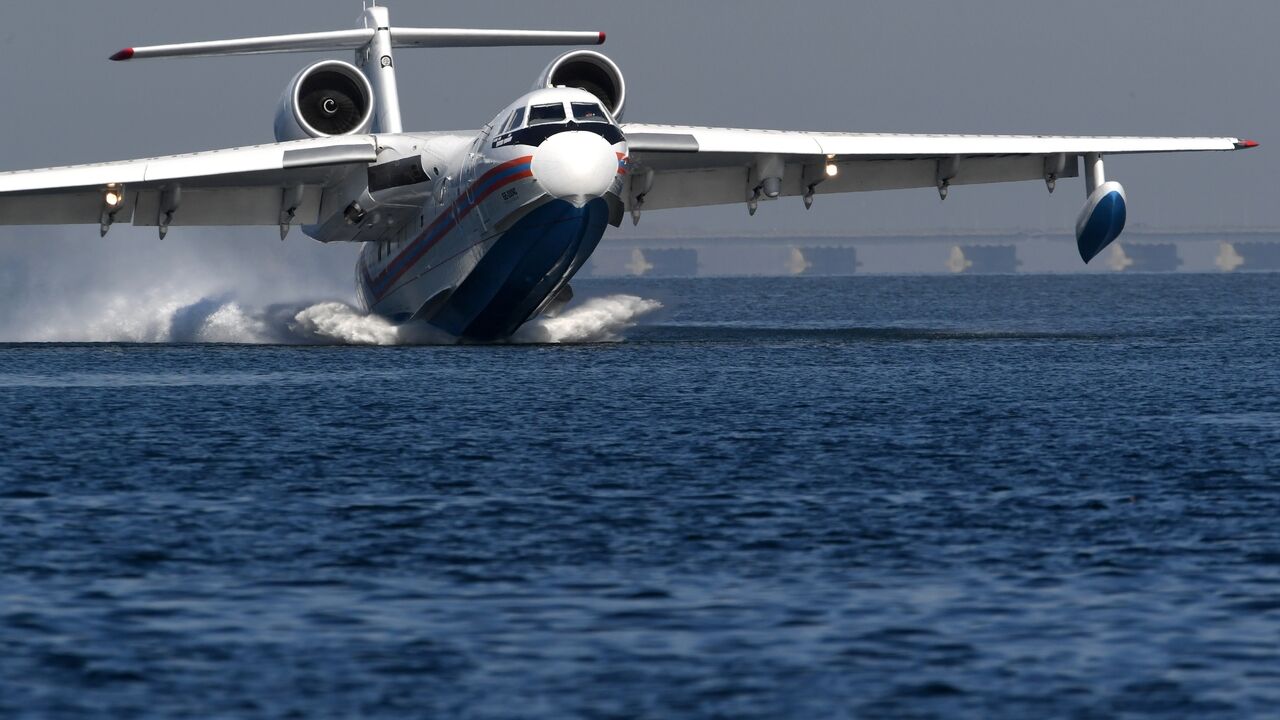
left=0, top=273, right=1277, bottom=719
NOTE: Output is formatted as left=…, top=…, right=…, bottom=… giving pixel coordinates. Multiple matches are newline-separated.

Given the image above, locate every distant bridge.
left=587, top=230, right=1280, bottom=276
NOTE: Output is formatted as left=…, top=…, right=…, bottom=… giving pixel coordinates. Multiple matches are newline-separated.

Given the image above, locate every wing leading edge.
left=620, top=124, right=1256, bottom=261
left=621, top=124, right=1252, bottom=212
left=0, top=136, right=378, bottom=231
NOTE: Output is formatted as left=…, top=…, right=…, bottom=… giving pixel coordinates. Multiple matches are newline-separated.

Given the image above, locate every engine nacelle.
left=534, top=51, right=626, bottom=120
left=274, top=61, right=375, bottom=142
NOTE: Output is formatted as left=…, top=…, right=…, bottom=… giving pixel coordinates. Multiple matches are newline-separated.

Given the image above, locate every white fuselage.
left=332, top=88, right=626, bottom=339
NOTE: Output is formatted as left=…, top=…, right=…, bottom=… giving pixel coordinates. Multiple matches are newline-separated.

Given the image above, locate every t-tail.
left=108, top=0, right=605, bottom=134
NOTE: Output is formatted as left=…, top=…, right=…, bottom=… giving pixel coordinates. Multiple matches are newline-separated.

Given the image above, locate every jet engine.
left=274, top=61, right=375, bottom=142
left=535, top=51, right=626, bottom=120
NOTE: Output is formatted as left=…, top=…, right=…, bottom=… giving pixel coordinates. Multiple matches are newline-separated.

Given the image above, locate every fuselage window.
left=572, top=103, right=608, bottom=122
left=504, top=106, right=526, bottom=133
left=528, top=103, right=567, bottom=126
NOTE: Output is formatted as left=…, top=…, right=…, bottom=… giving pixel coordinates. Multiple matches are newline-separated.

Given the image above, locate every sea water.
left=0, top=274, right=1277, bottom=718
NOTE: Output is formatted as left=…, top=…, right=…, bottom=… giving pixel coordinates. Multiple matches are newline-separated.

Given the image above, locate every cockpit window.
left=503, top=106, right=526, bottom=133
left=572, top=103, right=609, bottom=122
left=528, top=103, right=567, bottom=126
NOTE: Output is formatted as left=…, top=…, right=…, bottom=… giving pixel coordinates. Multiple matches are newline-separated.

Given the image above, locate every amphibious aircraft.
left=0, top=2, right=1258, bottom=339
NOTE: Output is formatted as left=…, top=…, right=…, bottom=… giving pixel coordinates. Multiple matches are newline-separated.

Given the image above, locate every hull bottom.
left=428, top=198, right=609, bottom=340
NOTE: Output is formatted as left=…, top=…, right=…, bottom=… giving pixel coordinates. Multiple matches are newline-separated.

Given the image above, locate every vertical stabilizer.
left=359, top=3, right=403, bottom=133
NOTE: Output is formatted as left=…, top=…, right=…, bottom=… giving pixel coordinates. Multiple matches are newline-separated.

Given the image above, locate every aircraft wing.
left=620, top=124, right=1254, bottom=212
left=0, top=135, right=378, bottom=230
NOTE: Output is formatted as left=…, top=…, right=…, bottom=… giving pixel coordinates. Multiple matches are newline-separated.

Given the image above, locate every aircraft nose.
left=531, top=130, right=618, bottom=207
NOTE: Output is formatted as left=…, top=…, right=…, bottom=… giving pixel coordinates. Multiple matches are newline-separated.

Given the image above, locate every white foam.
left=31, top=291, right=187, bottom=344
left=288, top=302, right=402, bottom=346
left=513, top=295, right=662, bottom=344
left=197, top=302, right=273, bottom=344
left=10, top=290, right=658, bottom=346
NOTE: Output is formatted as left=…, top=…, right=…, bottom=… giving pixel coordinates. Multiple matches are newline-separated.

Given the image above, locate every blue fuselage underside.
left=428, top=198, right=610, bottom=340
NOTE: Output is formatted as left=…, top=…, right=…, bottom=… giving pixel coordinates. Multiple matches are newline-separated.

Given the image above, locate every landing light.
left=825, top=163, right=839, bottom=178
left=100, top=185, right=126, bottom=238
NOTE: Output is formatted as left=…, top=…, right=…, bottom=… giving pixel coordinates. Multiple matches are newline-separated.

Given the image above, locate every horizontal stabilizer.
left=391, top=28, right=604, bottom=49
left=111, top=27, right=604, bottom=61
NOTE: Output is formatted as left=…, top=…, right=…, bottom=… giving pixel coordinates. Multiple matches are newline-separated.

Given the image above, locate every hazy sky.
left=0, top=0, right=1274, bottom=329
left=0, top=0, right=1273, bottom=235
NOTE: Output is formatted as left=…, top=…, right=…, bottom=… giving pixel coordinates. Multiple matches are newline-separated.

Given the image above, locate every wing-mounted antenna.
left=109, top=2, right=606, bottom=134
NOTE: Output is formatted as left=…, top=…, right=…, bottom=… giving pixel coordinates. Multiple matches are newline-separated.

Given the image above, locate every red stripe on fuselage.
left=365, top=155, right=535, bottom=302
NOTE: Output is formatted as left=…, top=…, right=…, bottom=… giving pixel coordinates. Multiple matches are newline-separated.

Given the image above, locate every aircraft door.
left=461, top=126, right=494, bottom=233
